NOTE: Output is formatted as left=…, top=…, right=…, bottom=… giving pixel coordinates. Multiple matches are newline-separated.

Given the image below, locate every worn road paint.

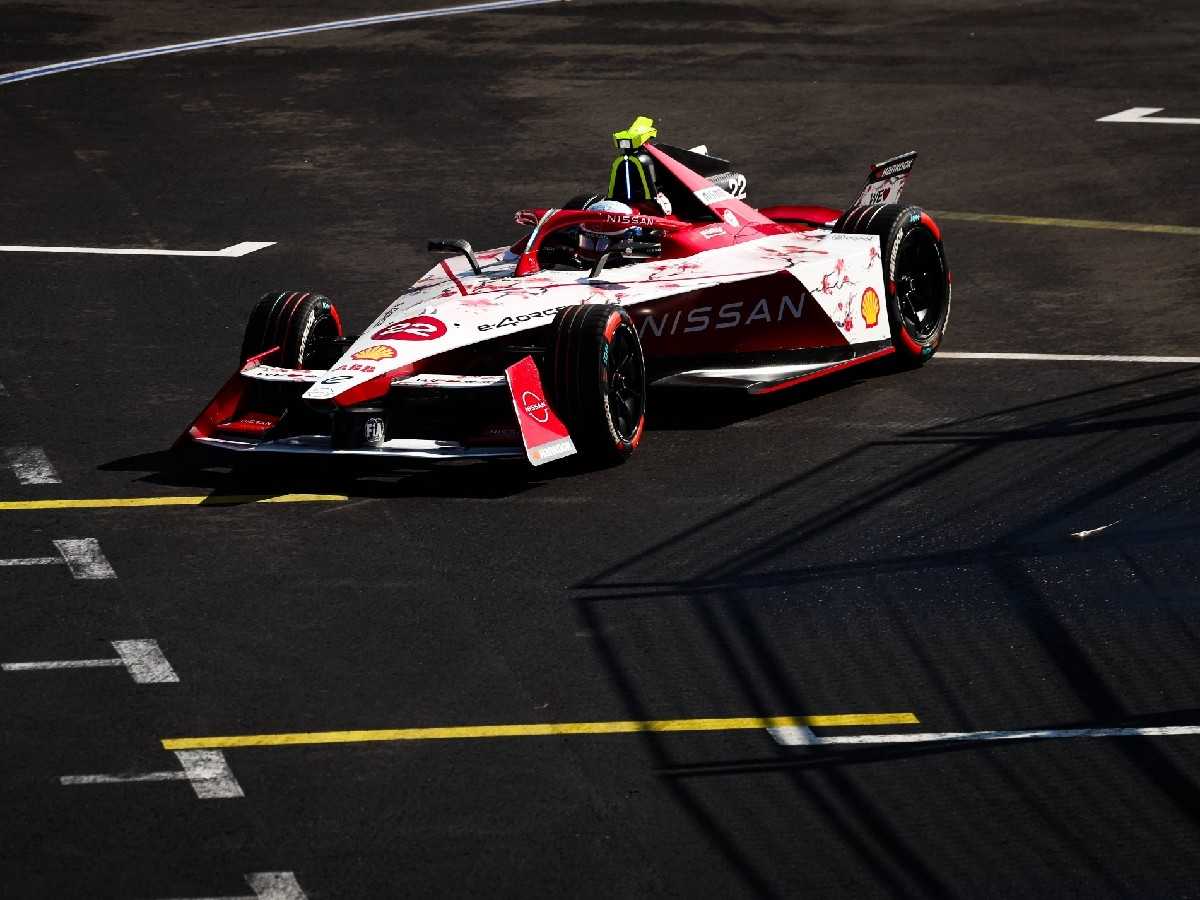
left=61, top=750, right=243, bottom=799
left=156, top=872, right=307, bottom=900
left=112, top=639, right=179, bottom=683
left=0, top=493, right=348, bottom=511
left=931, top=210, right=1200, bottom=237
left=0, top=555, right=64, bottom=567
left=3, top=446, right=61, bottom=484
left=0, top=379, right=8, bottom=397
left=0, top=241, right=274, bottom=257
left=939, top=351, right=1200, bottom=364
left=52, top=538, right=116, bottom=579
left=3, top=639, right=176, bottom=682
left=772, top=725, right=1200, bottom=747
left=3, top=657, right=124, bottom=671
left=162, top=713, right=919, bottom=750
left=0, top=0, right=568, bottom=85
left=1097, top=107, right=1200, bottom=126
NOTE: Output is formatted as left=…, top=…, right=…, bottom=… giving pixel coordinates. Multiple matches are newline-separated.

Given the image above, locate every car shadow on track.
left=569, top=363, right=1200, bottom=897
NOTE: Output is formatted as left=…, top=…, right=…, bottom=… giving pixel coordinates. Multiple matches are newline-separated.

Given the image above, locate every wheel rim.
left=893, top=228, right=947, bottom=341
left=606, top=324, right=644, bottom=442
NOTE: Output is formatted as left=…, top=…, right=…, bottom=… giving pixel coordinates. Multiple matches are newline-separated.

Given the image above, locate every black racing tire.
left=834, top=204, right=951, bottom=366
left=547, top=304, right=647, bottom=464
left=239, top=291, right=343, bottom=368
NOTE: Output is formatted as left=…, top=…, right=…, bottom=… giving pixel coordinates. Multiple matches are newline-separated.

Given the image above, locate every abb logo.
left=372, top=316, right=448, bottom=342
left=521, top=390, right=550, bottom=424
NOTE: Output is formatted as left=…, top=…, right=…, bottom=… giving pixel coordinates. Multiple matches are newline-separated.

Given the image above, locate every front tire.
left=835, top=204, right=951, bottom=366
left=547, top=304, right=647, bottom=464
left=240, top=291, right=343, bottom=368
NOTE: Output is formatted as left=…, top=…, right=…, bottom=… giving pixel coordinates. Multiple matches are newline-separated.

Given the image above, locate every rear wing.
left=849, top=151, right=917, bottom=208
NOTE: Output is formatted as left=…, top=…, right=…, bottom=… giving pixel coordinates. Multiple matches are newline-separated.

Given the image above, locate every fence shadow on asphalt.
left=570, top=363, right=1200, bottom=897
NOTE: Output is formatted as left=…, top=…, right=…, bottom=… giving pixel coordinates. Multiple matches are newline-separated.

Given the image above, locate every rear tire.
left=240, top=291, right=344, bottom=368
left=835, top=204, right=950, bottom=366
left=547, top=304, right=646, bottom=464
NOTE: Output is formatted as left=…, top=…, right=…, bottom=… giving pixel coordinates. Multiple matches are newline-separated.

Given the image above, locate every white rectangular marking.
left=939, top=351, right=1200, bottom=364
left=113, top=639, right=179, bottom=683
left=175, top=750, right=245, bottom=799
left=0, top=241, right=274, bottom=257
left=4, top=446, right=61, bottom=484
left=0, top=379, right=9, bottom=397
left=1097, top=107, right=1200, bottom=125
left=61, top=750, right=243, bottom=799
left=773, top=724, right=1200, bottom=747
left=3, top=658, right=124, bottom=671
left=53, top=538, right=116, bottom=579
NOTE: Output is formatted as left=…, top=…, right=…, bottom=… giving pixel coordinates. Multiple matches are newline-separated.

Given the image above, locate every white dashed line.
left=61, top=749, right=244, bottom=799
left=0, top=0, right=567, bottom=86
left=156, top=871, right=308, bottom=900
left=3, top=640, right=178, bottom=683
left=0, top=241, right=274, bottom=257
left=1097, top=107, right=1200, bottom=126
left=939, top=351, right=1200, bottom=364
left=772, top=725, right=1200, bottom=747
left=3, top=446, right=61, bottom=484
left=0, top=539, right=115, bottom=578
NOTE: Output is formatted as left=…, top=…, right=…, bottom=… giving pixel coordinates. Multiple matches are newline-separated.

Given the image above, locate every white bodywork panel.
left=302, top=229, right=889, bottom=402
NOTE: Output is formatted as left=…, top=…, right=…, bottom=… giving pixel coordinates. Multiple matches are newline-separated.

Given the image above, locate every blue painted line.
left=0, top=0, right=567, bottom=86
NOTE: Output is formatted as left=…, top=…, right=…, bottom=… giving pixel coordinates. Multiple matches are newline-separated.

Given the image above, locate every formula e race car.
left=180, top=116, right=951, bottom=467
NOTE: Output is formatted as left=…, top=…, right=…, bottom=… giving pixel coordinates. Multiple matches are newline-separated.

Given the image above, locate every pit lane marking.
left=161, top=713, right=918, bottom=750
left=3, top=446, right=60, bottom=484
left=0, top=241, right=274, bottom=257
left=61, top=749, right=243, bottom=799
left=931, top=210, right=1200, bottom=237
left=3, top=639, right=178, bottom=683
left=0, top=0, right=569, bottom=86
left=939, top=352, right=1200, bottom=364
left=774, top=724, right=1200, bottom=748
left=0, top=538, right=115, bottom=578
left=1097, top=107, right=1200, bottom=126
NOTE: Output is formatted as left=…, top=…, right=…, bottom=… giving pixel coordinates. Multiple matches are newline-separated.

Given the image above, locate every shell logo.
left=861, top=287, right=881, bottom=328
left=352, top=345, right=398, bottom=361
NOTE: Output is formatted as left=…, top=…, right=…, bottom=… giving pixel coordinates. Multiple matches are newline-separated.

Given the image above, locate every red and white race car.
left=181, top=117, right=950, bottom=466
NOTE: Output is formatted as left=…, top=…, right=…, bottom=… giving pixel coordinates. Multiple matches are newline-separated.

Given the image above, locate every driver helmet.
left=578, top=198, right=636, bottom=260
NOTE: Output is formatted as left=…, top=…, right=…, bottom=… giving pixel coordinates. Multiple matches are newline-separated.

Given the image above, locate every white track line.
left=3, top=446, right=61, bottom=484
left=3, top=658, right=124, bottom=671
left=0, top=0, right=567, bottom=86
left=0, top=241, right=274, bottom=257
left=5, top=640, right=181, bottom=684
left=939, top=351, right=1200, bottom=364
left=61, top=750, right=243, bottom=799
left=771, top=725, right=1200, bottom=747
left=52, top=538, right=117, bottom=579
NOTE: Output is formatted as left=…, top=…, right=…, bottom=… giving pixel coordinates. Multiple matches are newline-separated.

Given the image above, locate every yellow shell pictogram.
left=861, top=288, right=881, bottom=327
left=352, top=345, right=399, bottom=361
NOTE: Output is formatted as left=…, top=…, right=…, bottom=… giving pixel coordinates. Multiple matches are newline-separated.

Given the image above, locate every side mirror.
left=427, top=238, right=482, bottom=276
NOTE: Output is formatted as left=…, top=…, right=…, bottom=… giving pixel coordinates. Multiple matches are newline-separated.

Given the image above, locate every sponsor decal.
left=694, top=185, right=732, bottom=205
left=332, top=363, right=376, bottom=374
left=699, top=224, right=726, bottom=239
left=876, top=158, right=914, bottom=178
left=372, top=315, right=447, bottom=342
left=319, top=375, right=354, bottom=385
left=723, top=209, right=740, bottom=229
left=639, top=294, right=806, bottom=339
left=521, top=390, right=550, bottom=424
left=362, top=417, right=386, bottom=446
left=654, top=191, right=673, bottom=216
left=478, top=305, right=570, bottom=333
left=353, top=345, right=398, bottom=361
left=861, top=287, right=880, bottom=328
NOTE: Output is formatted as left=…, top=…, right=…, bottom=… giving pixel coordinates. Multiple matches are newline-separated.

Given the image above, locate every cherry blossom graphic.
left=818, top=258, right=854, bottom=295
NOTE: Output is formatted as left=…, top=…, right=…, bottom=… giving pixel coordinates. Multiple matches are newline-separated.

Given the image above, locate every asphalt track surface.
left=3, top=1, right=1200, bottom=897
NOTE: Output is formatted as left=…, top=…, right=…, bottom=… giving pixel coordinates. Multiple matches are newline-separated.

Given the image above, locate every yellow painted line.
left=932, top=210, right=1200, bottom=237
left=0, top=493, right=348, bottom=511
left=161, top=712, right=920, bottom=750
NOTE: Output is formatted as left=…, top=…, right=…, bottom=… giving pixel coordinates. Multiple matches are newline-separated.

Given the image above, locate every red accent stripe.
left=750, top=347, right=896, bottom=395
left=920, top=212, right=942, bottom=242
left=899, top=328, right=924, bottom=355
left=440, top=259, right=468, bottom=296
